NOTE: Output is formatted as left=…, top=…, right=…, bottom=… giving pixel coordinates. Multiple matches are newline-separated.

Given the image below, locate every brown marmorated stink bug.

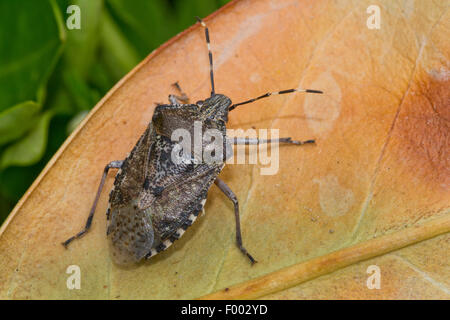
left=63, top=17, right=323, bottom=266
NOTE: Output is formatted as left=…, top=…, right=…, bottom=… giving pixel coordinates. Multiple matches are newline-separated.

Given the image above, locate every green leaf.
left=0, top=192, right=14, bottom=223
left=63, top=69, right=99, bottom=111
left=174, top=0, right=220, bottom=30
left=88, top=61, right=116, bottom=94
left=45, top=0, right=103, bottom=117
left=0, top=112, right=53, bottom=169
left=66, top=110, right=89, bottom=134
left=0, top=101, right=40, bottom=146
left=0, top=0, right=65, bottom=112
left=63, top=0, right=104, bottom=78
left=217, top=0, right=231, bottom=6
left=45, top=88, right=77, bottom=116
left=107, top=0, right=175, bottom=57
left=99, top=9, right=140, bottom=81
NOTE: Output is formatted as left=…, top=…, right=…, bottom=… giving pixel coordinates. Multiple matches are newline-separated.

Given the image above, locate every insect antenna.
left=229, top=88, right=323, bottom=111
left=196, top=17, right=215, bottom=96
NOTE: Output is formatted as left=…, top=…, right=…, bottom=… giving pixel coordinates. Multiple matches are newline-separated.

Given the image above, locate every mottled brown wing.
left=108, top=123, right=153, bottom=207
left=147, top=161, right=222, bottom=245
left=106, top=111, right=225, bottom=265
left=107, top=159, right=221, bottom=265
left=107, top=202, right=155, bottom=266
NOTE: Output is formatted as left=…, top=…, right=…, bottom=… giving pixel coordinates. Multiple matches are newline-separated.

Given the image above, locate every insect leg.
left=231, top=137, right=315, bottom=146
left=62, top=160, right=123, bottom=248
left=214, top=177, right=256, bottom=264
left=169, top=82, right=189, bottom=105
left=196, top=17, right=215, bottom=96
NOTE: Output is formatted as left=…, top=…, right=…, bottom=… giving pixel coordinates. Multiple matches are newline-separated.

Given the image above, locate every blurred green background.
left=0, top=0, right=230, bottom=225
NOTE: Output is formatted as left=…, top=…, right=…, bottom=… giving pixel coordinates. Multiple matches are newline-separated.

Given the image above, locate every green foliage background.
left=0, top=0, right=230, bottom=225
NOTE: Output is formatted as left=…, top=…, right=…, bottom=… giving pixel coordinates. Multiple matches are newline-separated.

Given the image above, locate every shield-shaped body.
left=107, top=95, right=231, bottom=265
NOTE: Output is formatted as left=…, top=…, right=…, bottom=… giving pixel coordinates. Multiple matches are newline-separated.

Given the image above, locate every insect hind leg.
left=214, top=178, right=256, bottom=264
left=62, top=160, right=123, bottom=248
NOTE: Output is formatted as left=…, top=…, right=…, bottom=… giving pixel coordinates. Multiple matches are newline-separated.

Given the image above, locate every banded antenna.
left=229, top=88, right=323, bottom=111
left=196, top=17, right=215, bottom=96
left=196, top=17, right=323, bottom=109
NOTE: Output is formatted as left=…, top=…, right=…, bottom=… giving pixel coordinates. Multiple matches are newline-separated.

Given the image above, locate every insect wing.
left=107, top=203, right=155, bottom=265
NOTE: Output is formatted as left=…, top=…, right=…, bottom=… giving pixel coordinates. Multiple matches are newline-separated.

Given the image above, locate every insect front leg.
left=231, top=137, right=315, bottom=146
left=214, top=177, right=256, bottom=264
left=62, top=160, right=124, bottom=248
left=168, top=82, right=189, bottom=104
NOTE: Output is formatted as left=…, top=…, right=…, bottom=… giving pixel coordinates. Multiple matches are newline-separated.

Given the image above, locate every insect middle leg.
left=62, top=160, right=123, bottom=248
left=214, top=177, right=256, bottom=264
left=231, top=137, right=315, bottom=146
left=169, top=82, right=189, bottom=104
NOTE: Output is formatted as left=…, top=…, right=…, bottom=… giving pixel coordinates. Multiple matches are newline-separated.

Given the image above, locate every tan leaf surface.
left=0, top=0, right=448, bottom=299
left=261, top=233, right=450, bottom=299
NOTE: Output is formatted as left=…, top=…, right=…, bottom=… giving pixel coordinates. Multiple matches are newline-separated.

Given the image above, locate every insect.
left=62, top=17, right=323, bottom=266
